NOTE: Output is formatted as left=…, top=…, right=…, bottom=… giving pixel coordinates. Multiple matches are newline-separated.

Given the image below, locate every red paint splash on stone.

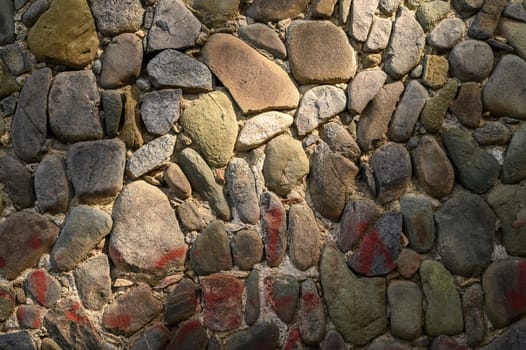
left=104, top=313, right=132, bottom=331
left=0, top=256, right=5, bottom=268
left=30, top=269, right=47, bottom=306
left=301, top=293, right=318, bottom=312
left=65, top=302, right=89, bottom=327
left=16, top=306, right=41, bottom=329
left=154, top=246, right=187, bottom=269
left=109, top=247, right=124, bottom=264
left=505, top=260, right=526, bottom=310
left=358, top=229, right=395, bottom=275
left=202, top=275, right=244, bottom=331
left=283, top=328, right=301, bottom=350
left=28, top=237, right=42, bottom=250
left=264, top=207, right=284, bottom=265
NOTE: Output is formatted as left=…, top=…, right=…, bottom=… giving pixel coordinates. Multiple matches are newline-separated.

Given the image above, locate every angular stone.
left=17, top=304, right=42, bottom=329
left=245, top=270, right=259, bottom=325
left=422, top=55, right=449, bottom=89
left=483, top=258, right=526, bottom=328
left=321, top=330, right=346, bottom=350
left=309, top=142, right=358, bottom=221
left=225, top=322, right=279, bottom=350
left=416, top=0, right=450, bottom=31
left=49, top=71, right=103, bottom=142
left=320, top=245, right=387, bottom=345
left=263, top=134, right=309, bottom=196
left=51, top=205, right=112, bottom=271
left=147, top=0, right=201, bottom=52
left=385, top=7, right=425, bottom=79
left=11, top=68, right=52, bottom=162
left=388, top=281, right=422, bottom=340
left=421, top=79, right=459, bottom=133
left=141, top=89, right=181, bottom=136
left=260, top=191, right=287, bottom=267
left=320, top=122, right=360, bottom=161
left=164, top=162, right=191, bottom=199
left=100, top=33, right=142, bottom=89
left=287, top=20, right=356, bottom=84
left=449, top=82, right=482, bottom=128
left=26, top=269, right=61, bottom=307
left=232, top=229, right=263, bottom=270
left=429, top=18, right=466, bottom=50
left=500, top=18, right=526, bottom=60
left=0, top=152, right=34, bottom=209
left=400, top=194, right=435, bottom=253
left=165, top=279, right=197, bottom=325
left=483, top=54, right=526, bottom=120
left=131, top=324, right=170, bottom=350
left=468, top=0, right=507, bottom=40
left=480, top=318, right=526, bottom=350
left=504, top=1, right=526, bottom=22
left=88, top=0, right=144, bottom=36
left=226, top=158, right=258, bottom=224
left=74, top=255, right=112, bottom=311
left=22, top=0, right=50, bottom=27
left=176, top=200, right=205, bottom=231
left=146, top=49, right=213, bottom=92
left=0, top=0, right=15, bottom=45
left=412, top=135, right=455, bottom=198
left=503, top=124, right=526, bottom=184
left=245, top=0, right=309, bottom=22
left=67, top=139, right=126, bottom=204
left=236, top=112, right=293, bottom=151
left=0, top=331, right=36, bottom=350
left=364, top=17, right=392, bottom=52
left=487, top=184, right=526, bottom=256
left=442, top=127, right=500, bottom=193
left=357, top=82, right=404, bottom=152
left=202, top=34, right=299, bottom=114
left=27, top=0, right=98, bottom=67
left=238, top=23, right=287, bottom=59
left=109, top=181, right=187, bottom=276
left=295, top=85, right=346, bottom=136
left=397, top=248, right=422, bottom=278
left=288, top=203, right=320, bottom=271
left=103, top=284, right=162, bottom=336
left=449, top=40, right=494, bottom=82
left=420, top=260, right=464, bottom=336
left=190, top=220, right=232, bottom=275
left=350, top=0, right=380, bottom=42
left=339, top=198, right=379, bottom=252
left=101, top=90, right=122, bottom=138
left=473, top=122, right=511, bottom=145
left=35, top=153, right=69, bottom=214
left=388, top=80, right=429, bottom=142
left=463, top=284, right=486, bottom=347
left=348, top=212, right=401, bottom=276
left=126, top=134, right=176, bottom=179
left=298, top=279, right=325, bottom=345
left=165, top=319, right=208, bottom=350
left=0, top=282, right=15, bottom=321
left=453, top=0, right=484, bottom=17
left=201, top=274, right=244, bottom=331
left=265, top=274, right=299, bottom=323
left=180, top=91, right=237, bottom=168
left=0, top=43, right=33, bottom=76
left=371, top=142, right=411, bottom=203
left=178, top=147, right=231, bottom=220
left=0, top=212, right=58, bottom=280
left=187, top=0, right=240, bottom=28
left=347, top=69, right=387, bottom=114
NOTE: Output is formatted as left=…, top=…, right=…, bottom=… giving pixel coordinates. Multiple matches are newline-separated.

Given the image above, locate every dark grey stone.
left=88, top=0, right=144, bottom=36
left=190, top=220, right=232, bottom=275
left=400, top=194, right=435, bottom=253
left=74, top=255, right=112, bottom=311
left=388, top=280, right=422, bottom=340
left=140, top=89, right=181, bottom=136
left=0, top=331, right=36, bottom=350
left=244, top=270, right=260, bottom=326
left=503, top=124, right=526, bottom=184
left=0, top=151, right=34, bottom=209
left=468, top=0, right=507, bottom=39
left=0, top=0, right=15, bottom=45
left=165, top=279, right=197, bottom=325
left=101, top=90, right=123, bottom=138
left=226, top=157, right=259, bottom=224
left=225, top=322, right=279, bottom=350
left=463, top=283, right=486, bottom=347
left=371, top=142, right=411, bottom=204
left=449, top=40, right=494, bottom=82
left=480, top=317, right=526, bottom=350
left=34, top=153, right=70, bottom=213
left=388, top=80, right=428, bottom=142
left=473, top=122, right=511, bottom=145
left=22, top=0, right=50, bottom=27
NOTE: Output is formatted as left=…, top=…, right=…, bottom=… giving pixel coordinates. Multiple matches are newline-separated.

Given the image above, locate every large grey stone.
left=480, top=318, right=526, bottom=350
left=400, top=194, right=435, bottom=253
left=320, top=122, right=361, bottom=161
left=499, top=18, right=526, bottom=60
left=88, top=0, right=144, bottom=36
left=350, top=0, right=380, bottom=42
left=428, top=18, right=466, bottom=50
left=449, top=40, right=494, bottom=82
left=34, top=153, right=70, bottom=213
left=0, top=152, right=35, bottom=209
left=388, top=80, right=428, bottom=142
left=226, top=157, right=259, bottom=224
left=364, top=17, right=392, bottom=52
left=388, top=281, right=422, bottom=340
left=126, top=134, right=176, bottom=179
left=74, top=255, right=112, bottom=311
left=140, top=89, right=181, bottom=136
left=339, top=198, right=379, bottom=252
left=190, top=220, right=232, bottom=275
left=347, top=69, right=387, bottom=114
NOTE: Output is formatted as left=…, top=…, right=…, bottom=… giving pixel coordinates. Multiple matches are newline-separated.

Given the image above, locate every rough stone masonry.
left=0, top=0, right=526, bottom=349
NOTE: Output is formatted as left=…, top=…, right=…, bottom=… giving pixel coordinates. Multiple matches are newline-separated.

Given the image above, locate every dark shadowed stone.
left=100, top=33, right=143, bottom=89
left=339, top=198, right=379, bottom=252
left=288, top=203, right=320, bottom=271
left=141, top=89, right=181, bottom=136
left=22, top=0, right=49, bottom=27
left=35, top=153, right=70, bottom=213
left=483, top=258, right=526, bottom=328
left=503, top=124, right=526, bottom=184
left=487, top=183, right=526, bottom=256
left=368, top=339, right=412, bottom=350
left=320, top=245, right=387, bottom=345
left=165, top=279, right=197, bottom=325
left=397, top=248, right=422, bottom=278
left=0, top=282, right=15, bottom=321
left=420, top=260, right=464, bottom=336
left=0, top=331, right=36, bottom=350
left=227, top=158, right=259, bottom=224
left=388, top=80, right=429, bottom=142
left=265, top=274, right=299, bottom=323
left=400, top=194, right=435, bottom=253
left=449, top=40, right=494, bottom=82
left=260, top=191, right=287, bottom=267
left=0, top=0, right=15, bottom=45
left=11, top=68, right=52, bottom=162
left=0, top=212, right=58, bottom=280
left=388, top=281, right=422, bottom=340
left=225, top=322, right=280, bottom=350
left=347, top=69, right=386, bottom=114
left=436, top=190, right=495, bottom=276
left=0, top=152, right=34, bottom=209
left=147, top=0, right=201, bottom=52
left=431, top=336, right=468, bottom=350
left=453, top=0, right=484, bottom=17
left=51, top=205, right=112, bottom=271
left=463, top=283, right=486, bottom=347
left=348, top=212, right=401, bottom=276
left=245, top=0, right=309, bottom=22
left=17, top=304, right=43, bottom=329
left=287, top=20, right=356, bottom=84
left=41, top=338, right=62, bottom=350
left=88, top=0, right=144, bottom=36
left=49, top=71, right=103, bottom=142
left=178, top=147, right=231, bottom=220
left=371, top=142, right=411, bottom=204
left=67, top=139, right=126, bottom=204
left=126, top=134, right=176, bottom=179
left=109, top=181, right=187, bottom=276
left=449, top=82, right=482, bottom=128
left=26, top=268, right=61, bottom=307
left=190, top=220, right=232, bottom=275
left=350, top=0, right=379, bottom=42
left=176, top=200, right=205, bottom=231
left=421, top=79, right=459, bottom=133
left=468, top=0, right=507, bottom=39
left=473, top=122, right=511, bottom=145
left=321, top=330, right=346, bottom=350
left=164, top=162, right=191, bottom=199
left=309, top=142, right=358, bottom=221
left=201, top=274, right=244, bottom=331
left=245, top=270, right=260, bottom=325
left=442, top=127, right=500, bottom=193
left=165, top=319, right=208, bottom=350
left=103, top=284, right=162, bottom=336
left=0, top=60, right=18, bottom=98
left=146, top=49, right=213, bottom=92
left=480, top=318, right=526, bottom=350
left=320, top=122, right=361, bottom=161
left=115, top=87, right=143, bottom=148
left=101, top=90, right=122, bottom=138
left=412, top=135, right=455, bottom=198
left=357, top=82, right=405, bottom=152
left=130, top=324, right=170, bottom=350
left=232, top=229, right=263, bottom=270
left=74, top=255, right=112, bottom=311
left=238, top=23, right=287, bottom=59
left=299, top=279, right=325, bottom=345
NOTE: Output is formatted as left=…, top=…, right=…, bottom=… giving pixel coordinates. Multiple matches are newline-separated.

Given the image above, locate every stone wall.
left=0, top=0, right=526, bottom=349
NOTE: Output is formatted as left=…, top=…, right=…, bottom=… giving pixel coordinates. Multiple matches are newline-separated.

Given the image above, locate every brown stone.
left=422, top=55, right=449, bottom=89
left=312, top=0, right=337, bottom=18
left=100, top=33, right=142, bottom=89
left=246, top=0, right=309, bottom=22
left=201, top=274, right=244, bottom=331
left=449, top=82, right=482, bottom=128
left=397, top=248, right=422, bottom=279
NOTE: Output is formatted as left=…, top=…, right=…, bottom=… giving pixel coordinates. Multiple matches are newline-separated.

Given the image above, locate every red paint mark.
left=16, top=306, right=41, bottom=329
left=283, top=328, right=301, bottom=350
left=30, top=269, right=47, bottom=306
left=171, top=320, right=201, bottom=345
left=513, top=217, right=526, bottom=229
left=65, top=302, right=89, bottom=327
left=263, top=207, right=285, bottom=265
left=358, top=229, right=395, bottom=275
left=301, top=293, right=318, bottom=312
left=505, top=261, right=526, bottom=310
left=0, top=256, right=5, bottom=268
left=154, top=246, right=186, bottom=269
left=109, top=247, right=124, bottom=264
left=202, top=276, right=244, bottom=331
left=104, top=313, right=132, bottom=330
left=28, top=237, right=42, bottom=250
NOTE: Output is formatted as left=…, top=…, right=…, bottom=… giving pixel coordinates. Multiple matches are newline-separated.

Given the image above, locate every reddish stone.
left=102, top=284, right=162, bottom=336
left=339, top=198, right=379, bottom=252
left=265, top=274, right=299, bottom=324
left=283, top=328, right=302, bottom=350
left=130, top=324, right=170, bottom=350
left=201, top=274, right=244, bottom=331
left=26, top=269, right=62, bottom=307
left=166, top=319, right=208, bottom=350
left=260, top=191, right=287, bottom=267
left=17, top=305, right=42, bottom=329
left=299, top=279, right=325, bottom=345
left=397, top=248, right=422, bottom=278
